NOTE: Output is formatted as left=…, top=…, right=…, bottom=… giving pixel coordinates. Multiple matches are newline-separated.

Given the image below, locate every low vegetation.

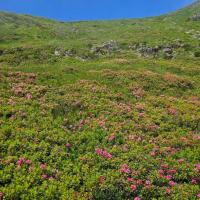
left=0, top=1, right=200, bottom=200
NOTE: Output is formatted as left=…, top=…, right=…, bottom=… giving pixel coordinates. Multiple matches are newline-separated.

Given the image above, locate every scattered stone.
left=75, top=56, right=86, bottom=61
left=130, top=40, right=184, bottom=59
left=91, top=40, right=118, bottom=55
left=189, top=13, right=200, bottom=21
left=54, top=49, right=76, bottom=57
left=64, top=49, right=75, bottom=57
left=54, top=49, right=61, bottom=56
left=162, top=48, right=173, bottom=54
left=137, top=46, right=159, bottom=57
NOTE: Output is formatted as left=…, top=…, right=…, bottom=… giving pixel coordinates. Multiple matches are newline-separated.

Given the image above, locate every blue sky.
left=0, top=0, right=196, bottom=21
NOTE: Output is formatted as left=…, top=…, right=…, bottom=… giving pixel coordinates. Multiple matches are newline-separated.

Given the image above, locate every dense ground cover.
left=0, top=1, right=200, bottom=200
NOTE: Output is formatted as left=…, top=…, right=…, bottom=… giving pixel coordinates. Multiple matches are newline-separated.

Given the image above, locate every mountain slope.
left=0, top=2, right=200, bottom=200
left=0, top=0, right=200, bottom=47
left=0, top=1, right=200, bottom=57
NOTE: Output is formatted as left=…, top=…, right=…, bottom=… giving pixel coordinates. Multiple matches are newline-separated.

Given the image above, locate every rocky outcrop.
left=54, top=49, right=76, bottom=57
left=130, top=40, right=184, bottom=59
left=53, top=40, right=187, bottom=60
left=90, top=40, right=118, bottom=55
left=189, top=13, right=200, bottom=21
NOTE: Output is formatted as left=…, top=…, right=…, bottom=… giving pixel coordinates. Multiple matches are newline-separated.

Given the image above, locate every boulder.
left=54, top=49, right=61, bottom=56
left=64, top=49, right=75, bottom=57
left=135, top=44, right=159, bottom=57
left=91, top=40, right=118, bottom=55
left=189, top=13, right=200, bottom=21
left=131, top=40, right=184, bottom=59
left=162, top=48, right=173, bottom=54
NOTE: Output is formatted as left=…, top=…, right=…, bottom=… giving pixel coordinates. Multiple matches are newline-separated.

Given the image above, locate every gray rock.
left=162, top=48, right=173, bottom=54
left=136, top=44, right=159, bottom=57
left=189, top=13, right=200, bottom=21
left=54, top=50, right=61, bottom=56
left=91, top=40, right=118, bottom=55
left=64, top=49, right=74, bottom=57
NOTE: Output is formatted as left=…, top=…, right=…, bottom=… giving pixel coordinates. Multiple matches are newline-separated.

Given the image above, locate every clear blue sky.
left=0, top=0, right=196, bottom=21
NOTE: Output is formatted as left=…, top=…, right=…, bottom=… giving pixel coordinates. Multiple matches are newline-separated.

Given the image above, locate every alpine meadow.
left=0, top=1, right=200, bottom=200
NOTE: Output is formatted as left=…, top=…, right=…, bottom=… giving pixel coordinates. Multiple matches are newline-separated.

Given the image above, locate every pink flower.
left=40, top=164, right=46, bottom=170
left=135, top=104, right=144, bottom=111
left=95, top=148, right=112, bottom=159
left=25, top=93, right=32, bottom=100
left=102, top=151, right=112, bottom=159
left=158, top=169, right=164, bottom=175
left=169, top=181, right=176, bottom=186
left=145, top=180, right=151, bottom=185
left=145, top=185, right=151, bottom=190
left=197, top=193, right=200, bottom=199
left=164, top=175, right=172, bottom=180
left=134, top=197, right=141, bottom=200
left=195, top=136, right=200, bottom=140
left=168, top=169, right=176, bottom=175
left=120, top=164, right=130, bottom=174
left=194, top=164, right=200, bottom=172
left=161, top=164, right=168, bottom=169
left=41, top=174, right=48, bottom=179
left=127, top=177, right=133, bottom=183
left=178, top=159, right=184, bottom=164
left=148, top=124, right=158, bottom=131
left=25, top=160, right=31, bottom=165
left=130, top=184, right=137, bottom=191
left=191, top=179, right=198, bottom=184
left=12, top=85, right=23, bottom=95
left=136, top=179, right=143, bottom=185
left=65, top=143, right=72, bottom=149
left=16, top=158, right=24, bottom=166
left=79, top=119, right=85, bottom=125
left=167, top=108, right=178, bottom=116
left=98, top=120, right=105, bottom=127
left=138, top=112, right=145, bottom=117
left=95, top=148, right=103, bottom=155
left=107, top=133, right=115, bottom=142
left=150, top=151, right=156, bottom=157
left=166, top=188, right=171, bottom=194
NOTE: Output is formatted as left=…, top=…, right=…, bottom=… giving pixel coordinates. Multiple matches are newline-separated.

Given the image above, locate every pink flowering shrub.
left=130, top=184, right=137, bottom=191
left=40, top=164, right=46, bottom=170
left=1, top=54, right=200, bottom=199
left=134, top=197, right=141, bottom=200
left=95, top=148, right=112, bottom=159
left=120, top=164, right=130, bottom=174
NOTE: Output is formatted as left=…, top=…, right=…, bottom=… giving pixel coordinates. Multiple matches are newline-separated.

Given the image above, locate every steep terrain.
left=0, top=1, right=200, bottom=200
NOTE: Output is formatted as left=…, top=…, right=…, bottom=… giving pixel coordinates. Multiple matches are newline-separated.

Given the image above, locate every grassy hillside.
left=0, top=1, right=200, bottom=200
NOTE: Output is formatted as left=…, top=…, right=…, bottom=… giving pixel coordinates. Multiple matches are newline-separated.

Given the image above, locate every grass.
left=0, top=1, right=200, bottom=200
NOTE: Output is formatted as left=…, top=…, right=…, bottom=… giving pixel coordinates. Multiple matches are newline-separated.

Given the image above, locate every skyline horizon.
left=0, top=0, right=196, bottom=22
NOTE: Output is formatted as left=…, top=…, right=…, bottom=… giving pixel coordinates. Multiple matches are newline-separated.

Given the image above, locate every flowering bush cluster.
left=95, top=148, right=112, bottom=159
left=0, top=57, right=200, bottom=200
